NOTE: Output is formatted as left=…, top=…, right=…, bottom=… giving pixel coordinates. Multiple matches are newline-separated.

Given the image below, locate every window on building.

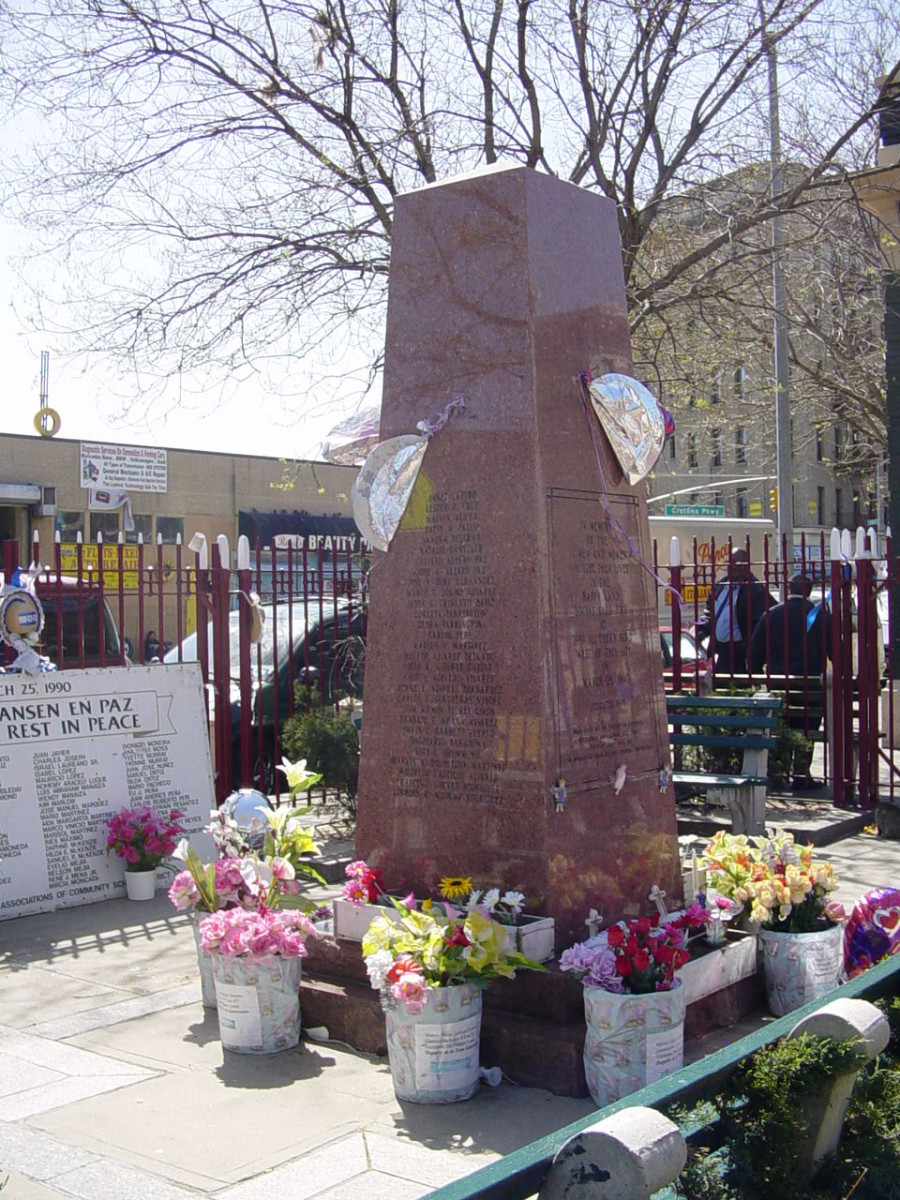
left=736, top=487, right=749, bottom=519
left=835, top=488, right=843, bottom=528
left=56, top=511, right=84, bottom=541
left=711, top=376, right=721, bottom=405
left=713, top=491, right=724, bottom=508
left=89, top=512, right=120, bottom=542
left=834, top=426, right=845, bottom=463
left=817, top=486, right=826, bottom=526
left=690, top=492, right=699, bottom=505
left=733, top=366, right=746, bottom=399
left=687, top=433, right=698, bottom=469
left=126, top=514, right=153, bottom=545
left=668, top=436, right=676, bottom=460
left=156, top=517, right=184, bottom=545
left=735, top=426, right=747, bottom=465
left=710, top=428, right=722, bottom=468
left=816, top=431, right=824, bottom=462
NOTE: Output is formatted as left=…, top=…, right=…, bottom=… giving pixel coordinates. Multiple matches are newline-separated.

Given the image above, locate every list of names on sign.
left=394, top=486, right=504, bottom=808
left=548, top=489, right=663, bottom=784
left=0, top=665, right=215, bottom=919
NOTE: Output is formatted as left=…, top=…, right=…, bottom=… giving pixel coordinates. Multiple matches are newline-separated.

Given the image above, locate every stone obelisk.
left=355, top=164, right=681, bottom=947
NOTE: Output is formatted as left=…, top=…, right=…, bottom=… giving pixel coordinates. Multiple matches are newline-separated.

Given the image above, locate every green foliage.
left=281, top=686, right=360, bottom=814
left=668, top=1000, right=900, bottom=1200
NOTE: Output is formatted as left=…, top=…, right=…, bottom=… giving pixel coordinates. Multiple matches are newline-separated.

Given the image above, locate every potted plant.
left=700, top=827, right=845, bottom=1015
left=199, top=901, right=319, bottom=1054
left=106, top=806, right=185, bottom=900
left=362, top=900, right=545, bottom=1103
left=560, top=912, right=692, bottom=1107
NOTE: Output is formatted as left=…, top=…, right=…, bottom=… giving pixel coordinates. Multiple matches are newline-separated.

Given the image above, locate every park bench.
left=666, top=692, right=783, bottom=835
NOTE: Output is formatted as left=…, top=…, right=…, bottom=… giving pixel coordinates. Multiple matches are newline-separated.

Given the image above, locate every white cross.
left=648, top=885, right=668, bottom=919
left=584, top=908, right=602, bottom=938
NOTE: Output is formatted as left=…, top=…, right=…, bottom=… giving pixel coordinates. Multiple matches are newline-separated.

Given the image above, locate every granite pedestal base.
left=299, top=937, right=766, bottom=1098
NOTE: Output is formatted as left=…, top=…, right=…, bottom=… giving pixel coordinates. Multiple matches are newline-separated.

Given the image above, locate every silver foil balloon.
left=587, top=373, right=665, bottom=485
left=222, top=788, right=271, bottom=850
left=351, top=434, right=428, bottom=551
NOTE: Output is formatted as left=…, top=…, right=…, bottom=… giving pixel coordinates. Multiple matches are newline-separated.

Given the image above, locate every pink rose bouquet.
left=107, top=806, right=185, bottom=872
left=198, top=906, right=318, bottom=959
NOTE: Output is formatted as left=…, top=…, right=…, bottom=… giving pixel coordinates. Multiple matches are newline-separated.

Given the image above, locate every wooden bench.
left=666, top=692, right=783, bottom=835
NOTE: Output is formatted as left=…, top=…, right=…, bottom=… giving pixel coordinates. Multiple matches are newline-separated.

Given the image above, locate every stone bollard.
left=787, top=997, right=890, bottom=1178
left=538, top=1106, right=687, bottom=1200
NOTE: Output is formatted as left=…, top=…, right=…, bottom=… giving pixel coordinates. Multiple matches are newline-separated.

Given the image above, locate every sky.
left=0, top=214, right=369, bottom=464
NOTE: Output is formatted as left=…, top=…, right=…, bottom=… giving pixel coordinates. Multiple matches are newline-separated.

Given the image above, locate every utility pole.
left=762, top=5, right=794, bottom=558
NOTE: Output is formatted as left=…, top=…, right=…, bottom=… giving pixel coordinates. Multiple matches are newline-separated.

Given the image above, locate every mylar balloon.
left=587, top=373, right=666, bottom=485
left=843, top=887, right=900, bottom=978
left=351, top=434, right=428, bottom=551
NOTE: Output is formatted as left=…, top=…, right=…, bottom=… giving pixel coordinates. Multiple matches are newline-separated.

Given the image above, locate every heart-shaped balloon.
left=351, top=434, right=428, bottom=551
left=587, top=373, right=666, bottom=485
left=844, top=887, right=900, bottom=978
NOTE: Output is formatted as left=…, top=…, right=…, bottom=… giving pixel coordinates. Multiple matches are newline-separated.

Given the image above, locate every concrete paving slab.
left=0, top=1171, right=74, bottom=1198
left=1, top=966, right=124, bottom=1030
left=216, top=1133, right=369, bottom=1200
left=315, top=1171, right=426, bottom=1200
left=0, top=1122, right=97, bottom=1181
left=27, top=984, right=201, bottom=1041
left=364, top=1130, right=500, bottom=1189
left=49, top=1157, right=200, bottom=1200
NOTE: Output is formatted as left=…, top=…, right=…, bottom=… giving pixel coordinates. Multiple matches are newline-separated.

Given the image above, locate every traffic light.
left=769, top=486, right=778, bottom=511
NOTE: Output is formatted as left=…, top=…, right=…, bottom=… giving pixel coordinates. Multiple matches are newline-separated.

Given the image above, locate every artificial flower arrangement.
left=362, top=899, right=546, bottom=1014
left=198, top=905, right=318, bottom=960
left=107, top=806, right=185, bottom=872
left=700, top=828, right=843, bottom=932
left=560, top=910, right=696, bottom=994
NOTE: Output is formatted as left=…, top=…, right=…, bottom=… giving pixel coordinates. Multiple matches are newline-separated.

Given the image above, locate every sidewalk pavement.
left=2, top=825, right=899, bottom=1199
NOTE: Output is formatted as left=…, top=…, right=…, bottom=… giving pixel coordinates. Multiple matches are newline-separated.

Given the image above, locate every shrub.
left=281, top=687, right=360, bottom=816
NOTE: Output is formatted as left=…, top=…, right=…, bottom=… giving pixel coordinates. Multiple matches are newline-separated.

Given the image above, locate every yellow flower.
left=439, top=876, right=472, bottom=900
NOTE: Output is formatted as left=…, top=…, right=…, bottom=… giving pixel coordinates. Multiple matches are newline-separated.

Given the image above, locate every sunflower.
left=439, top=876, right=472, bottom=900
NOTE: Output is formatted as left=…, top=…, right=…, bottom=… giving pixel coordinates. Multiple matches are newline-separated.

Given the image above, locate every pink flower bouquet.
left=199, top=906, right=318, bottom=959
left=106, top=806, right=185, bottom=872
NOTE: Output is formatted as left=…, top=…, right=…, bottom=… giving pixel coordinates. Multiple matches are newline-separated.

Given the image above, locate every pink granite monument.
left=355, top=164, right=681, bottom=947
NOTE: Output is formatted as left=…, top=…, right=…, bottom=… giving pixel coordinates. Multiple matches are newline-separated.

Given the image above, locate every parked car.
left=660, top=625, right=713, bottom=691
left=0, top=574, right=125, bottom=669
left=163, top=599, right=365, bottom=789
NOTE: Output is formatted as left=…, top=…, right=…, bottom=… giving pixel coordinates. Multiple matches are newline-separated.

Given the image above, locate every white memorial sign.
left=0, top=664, right=215, bottom=919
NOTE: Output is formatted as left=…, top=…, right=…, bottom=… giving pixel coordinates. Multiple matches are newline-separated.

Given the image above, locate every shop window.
left=89, top=512, right=120, bottom=542
left=126, top=514, right=154, bottom=545
left=56, top=511, right=84, bottom=541
left=156, top=517, right=184, bottom=545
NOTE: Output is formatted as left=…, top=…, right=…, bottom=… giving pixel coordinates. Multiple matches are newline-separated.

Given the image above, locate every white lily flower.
left=501, top=890, right=526, bottom=915
left=465, top=889, right=484, bottom=911
left=172, top=837, right=190, bottom=862
left=483, top=888, right=500, bottom=911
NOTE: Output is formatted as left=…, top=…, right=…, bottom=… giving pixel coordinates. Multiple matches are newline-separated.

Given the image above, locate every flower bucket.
left=210, top=955, right=303, bottom=1054
left=190, top=916, right=217, bottom=1009
left=583, top=982, right=685, bottom=1108
left=124, top=869, right=157, bottom=901
left=384, top=983, right=482, bottom=1104
left=758, top=924, right=844, bottom=1017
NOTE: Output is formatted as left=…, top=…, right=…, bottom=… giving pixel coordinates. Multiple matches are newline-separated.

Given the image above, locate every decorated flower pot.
left=189, top=915, right=217, bottom=1009
left=124, top=869, right=157, bottom=901
left=210, top=955, right=303, bottom=1053
left=384, top=983, right=483, bottom=1104
left=582, top=982, right=685, bottom=1108
left=758, top=924, right=844, bottom=1017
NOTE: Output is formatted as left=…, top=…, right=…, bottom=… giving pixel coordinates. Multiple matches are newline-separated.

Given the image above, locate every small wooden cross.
left=648, top=884, right=668, bottom=919
left=584, top=908, right=603, bottom=938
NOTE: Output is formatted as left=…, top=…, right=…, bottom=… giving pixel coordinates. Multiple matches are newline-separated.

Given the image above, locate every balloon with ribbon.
left=585, top=373, right=666, bottom=485
left=843, top=887, right=900, bottom=978
left=352, top=434, right=428, bottom=552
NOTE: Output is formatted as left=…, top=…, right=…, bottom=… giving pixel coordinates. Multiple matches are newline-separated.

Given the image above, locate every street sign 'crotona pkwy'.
left=664, top=504, right=725, bottom=517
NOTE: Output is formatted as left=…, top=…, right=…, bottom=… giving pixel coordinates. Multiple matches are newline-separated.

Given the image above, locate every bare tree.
left=1, top=0, right=896, bottom=416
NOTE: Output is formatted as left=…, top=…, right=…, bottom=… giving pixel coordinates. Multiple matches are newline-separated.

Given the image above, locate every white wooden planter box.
left=332, top=897, right=401, bottom=941
left=680, top=929, right=758, bottom=1006
left=500, top=915, right=556, bottom=963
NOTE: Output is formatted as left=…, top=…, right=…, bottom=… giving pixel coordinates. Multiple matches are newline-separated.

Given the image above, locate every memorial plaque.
left=0, top=664, right=215, bottom=919
left=355, top=165, right=680, bottom=946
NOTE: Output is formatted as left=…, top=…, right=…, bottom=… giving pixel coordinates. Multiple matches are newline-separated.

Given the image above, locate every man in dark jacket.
left=749, top=572, right=832, bottom=788
left=695, top=549, right=774, bottom=675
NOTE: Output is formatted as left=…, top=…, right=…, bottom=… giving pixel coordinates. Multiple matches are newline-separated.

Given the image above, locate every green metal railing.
left=425, top=954, right=900, bottom=1200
